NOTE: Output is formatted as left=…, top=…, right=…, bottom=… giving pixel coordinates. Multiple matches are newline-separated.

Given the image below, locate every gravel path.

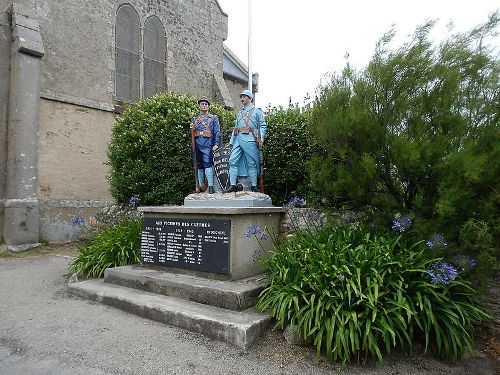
left=0, top=253, right=496, bottom=375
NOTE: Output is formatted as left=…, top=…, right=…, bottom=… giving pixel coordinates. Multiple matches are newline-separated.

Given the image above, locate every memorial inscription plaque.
left=141, top=217, right=230, bottom=274
left=213, top=146, right=231, bottom=192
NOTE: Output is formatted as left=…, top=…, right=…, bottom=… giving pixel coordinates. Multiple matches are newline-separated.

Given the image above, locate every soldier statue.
left=190, top=96, right=221, bottom=194
left=226, top=90, right=267, bottom=193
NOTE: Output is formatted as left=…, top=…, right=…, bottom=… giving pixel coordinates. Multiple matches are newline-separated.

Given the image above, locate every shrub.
left=69, top=218, right=142, bottom=278
left=263, top=106, right=318, bottom=205
left=458, top=219, right=498, bottom=282
left=308, top=15, right=500, bottom=274
left=108, top=93, right=235, bottom=205
left=257, top=225, right=489, bottom=365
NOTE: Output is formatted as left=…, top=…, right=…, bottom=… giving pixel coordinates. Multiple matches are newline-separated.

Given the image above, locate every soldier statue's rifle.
left=190, top=122, right=200, bottom=193
left=259, top=141, right=264, bottom=193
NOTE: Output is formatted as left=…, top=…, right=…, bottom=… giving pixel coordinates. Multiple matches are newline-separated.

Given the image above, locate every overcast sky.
left=217, top=0, right=499, bottom=109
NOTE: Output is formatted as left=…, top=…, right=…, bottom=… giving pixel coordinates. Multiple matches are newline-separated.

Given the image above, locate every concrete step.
left=104, top=265, right=265, bottom=311
left=68, top=279, right=269, bottom=350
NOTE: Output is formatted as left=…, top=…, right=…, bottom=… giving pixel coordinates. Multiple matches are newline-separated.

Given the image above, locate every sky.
left=217, top=0, right=499, bottom=109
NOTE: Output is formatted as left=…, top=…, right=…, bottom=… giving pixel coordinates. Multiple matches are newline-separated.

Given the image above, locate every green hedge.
left=263, top=106, right=318, bottom=205
left=108, top=93, right=235, bottom=205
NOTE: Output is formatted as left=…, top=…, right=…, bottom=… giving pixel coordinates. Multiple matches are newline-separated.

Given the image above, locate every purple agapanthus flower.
left=452, top=255, right=476, bottom=272
left=69, top=216, right=85, bottom=227
left=305, top=209, right=324, bottom=226
left=426, top=234, right=448, bottom=249
left=392, top=215, right=412, bottom=232
left=252, top=248, right=262, bottom=262
left=283, top=197, right=306, bottom=210
left=244, top=225, right=269, bottom=240
left=427, top=261, right=458, bottom=285
left=129, top=196, right=141, bottom=207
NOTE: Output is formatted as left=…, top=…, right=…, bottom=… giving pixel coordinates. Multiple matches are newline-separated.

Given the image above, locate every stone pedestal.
left=139, top=197, right=283, bottom=280
left=69, top=194, right=282, bottom=348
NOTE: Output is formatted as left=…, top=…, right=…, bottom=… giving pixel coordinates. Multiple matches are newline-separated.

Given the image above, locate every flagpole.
left=247, top=0, right=252, bottom=93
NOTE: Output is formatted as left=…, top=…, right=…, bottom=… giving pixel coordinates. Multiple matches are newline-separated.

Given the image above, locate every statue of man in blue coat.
left=190, top=96, right=221, bottom=194
left=226, top=90, right=267, bottom=193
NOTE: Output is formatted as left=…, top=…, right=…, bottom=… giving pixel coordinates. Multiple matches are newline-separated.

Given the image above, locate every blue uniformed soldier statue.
left=226, top=90, right=267, bottom=193
left=190, top=96, right=221, bottom=194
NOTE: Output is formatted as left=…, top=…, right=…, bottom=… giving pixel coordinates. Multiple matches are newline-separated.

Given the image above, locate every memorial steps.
left=68, top=265, right=269, bottom=350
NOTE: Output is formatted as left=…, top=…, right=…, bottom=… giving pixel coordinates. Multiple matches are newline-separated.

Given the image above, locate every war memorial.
left=69, top=92, right=282, bottom=350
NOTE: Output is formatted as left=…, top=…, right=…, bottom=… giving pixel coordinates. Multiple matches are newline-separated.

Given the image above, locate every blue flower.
left=392, top=215, right=412, bottom=232
left=69, top=216, right=85, bottom=227
left=305, top=208, right=324, bottom=226
left=251, top=248, right=262, bottom=262
left=337, top=273, right=345, bottom=281
left=427, top=261, right=458, bottom=285
left=452, top=255, right=476, bottom=272
left=258, top=232, right=270, bottom=241
left=426, top=234, right=448, bottom=249
left=129, top=196, right=141, bottom=207
left=244, top=225, right=269, bottom=240
left=283, top=197, right=305, bottom=210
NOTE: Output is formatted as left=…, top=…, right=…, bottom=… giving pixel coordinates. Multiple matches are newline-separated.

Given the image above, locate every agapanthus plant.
left=452, top=255, right=476, bottom=272
left=426, top=234, right=448, bottom=249
left=129, top=196, right=141, bottom=207
left=283, top=197, right=305, bottom=210
left=392, top=214, right=412, bottom=232
left=427, top=261, right=458, bottom=285
left=69, top=216, right=86, bottom=227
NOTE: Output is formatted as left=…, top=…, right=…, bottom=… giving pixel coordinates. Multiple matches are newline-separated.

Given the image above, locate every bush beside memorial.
left=107, top=93, right=235, bottom=206
left=308, top=16, right=500, bottom=281
left=263, top=106, right=318, bottom=206
left=256, top=221, right=490, bottom=365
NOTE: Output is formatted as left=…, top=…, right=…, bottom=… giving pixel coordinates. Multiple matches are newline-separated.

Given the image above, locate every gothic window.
left=115, top=4, right=140, bottom=102
left=143, top=16, right=166, bottom=98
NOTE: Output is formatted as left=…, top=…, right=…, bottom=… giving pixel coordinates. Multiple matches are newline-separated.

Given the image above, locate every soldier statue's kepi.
left=190, top=96, right=222, bottom=194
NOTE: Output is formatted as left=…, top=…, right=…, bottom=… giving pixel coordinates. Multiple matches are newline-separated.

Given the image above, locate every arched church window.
left=115, top=4, right=140, bottom=102
left=143, top=16, right=166, bottom=98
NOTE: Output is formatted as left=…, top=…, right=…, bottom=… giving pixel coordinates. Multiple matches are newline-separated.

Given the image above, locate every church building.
left=0, top=0, right=253, bottom=249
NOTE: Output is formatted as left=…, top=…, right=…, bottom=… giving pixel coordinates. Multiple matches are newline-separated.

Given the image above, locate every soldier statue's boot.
left=251, top=186, right=259, bottom=192
left=208, top=186, right=215, bottom=194
left=226, top=185, right=237, bottom=193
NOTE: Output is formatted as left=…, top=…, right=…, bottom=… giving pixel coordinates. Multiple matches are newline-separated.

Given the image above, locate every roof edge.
left=214, top=0, right=228, bottom=16
left=223, top=44, right=248, bottom=75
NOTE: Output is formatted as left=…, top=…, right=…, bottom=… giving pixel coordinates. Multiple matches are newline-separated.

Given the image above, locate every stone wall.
left=38, top=100, right=114, bottom=201
left=15, top=0, right=228, bottom=102
left=224, top=76, right=246, bottom=112
left=0, top=0, right=231, bottom=245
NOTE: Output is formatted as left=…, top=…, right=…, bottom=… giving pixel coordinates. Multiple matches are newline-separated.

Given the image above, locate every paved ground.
left=0, top=246, right=497, bottom=375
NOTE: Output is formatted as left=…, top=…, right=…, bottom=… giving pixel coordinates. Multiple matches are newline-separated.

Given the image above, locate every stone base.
left=68, top=265, right=270, bottom=349
left=184, top=191, right=273, bottom=207
left=138, top=205, right=283, bottom=280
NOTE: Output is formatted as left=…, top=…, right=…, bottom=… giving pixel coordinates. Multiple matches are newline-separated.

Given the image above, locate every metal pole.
left=247, top=0, right=252, bottom=93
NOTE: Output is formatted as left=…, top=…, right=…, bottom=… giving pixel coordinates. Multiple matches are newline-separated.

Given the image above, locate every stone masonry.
left=0, top=0, right=237, bottom=247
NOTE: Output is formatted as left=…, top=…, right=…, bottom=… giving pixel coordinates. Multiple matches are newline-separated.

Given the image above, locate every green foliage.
left=263, top=106, right=318, bottom=205
left=308, top=15, right=500, bottom=270
left=459, top=219, right=498, bottom=281
left=69, top=219, right=142, bottom=278
left=108, top=93, right=235, bottom=205
left=257, top=225, right=489, bottom=365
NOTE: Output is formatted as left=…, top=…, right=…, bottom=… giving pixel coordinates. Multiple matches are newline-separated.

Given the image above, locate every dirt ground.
left=0, top=243, right=498, bottom=375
